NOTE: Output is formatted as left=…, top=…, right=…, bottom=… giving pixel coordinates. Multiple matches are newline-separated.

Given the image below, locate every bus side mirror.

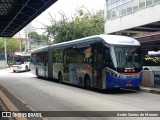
left=105, top=50, right=110, bottom=60
left=89, top=59, right=92, bottom=65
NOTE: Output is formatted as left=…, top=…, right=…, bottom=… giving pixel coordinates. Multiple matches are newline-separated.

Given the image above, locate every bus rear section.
left=10, top=54, right=30, bottom=72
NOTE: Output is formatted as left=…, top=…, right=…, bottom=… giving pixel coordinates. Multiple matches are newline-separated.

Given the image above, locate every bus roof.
left=51, top=34, right=140, bottom=48
left=31, top=46, right=49, bottom=53
left=15, top=52, right=30, bottom=56
left=31, top=34, right=140, bottom=53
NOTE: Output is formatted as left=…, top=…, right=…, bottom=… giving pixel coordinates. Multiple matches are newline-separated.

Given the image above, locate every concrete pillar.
left=142, top=70, right=154, bottom=87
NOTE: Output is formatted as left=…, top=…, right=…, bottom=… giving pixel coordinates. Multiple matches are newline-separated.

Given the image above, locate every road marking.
left=0, top=90, right=27, bottom=120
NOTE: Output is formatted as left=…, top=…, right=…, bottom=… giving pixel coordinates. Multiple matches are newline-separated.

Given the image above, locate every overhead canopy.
left=135, top=33, right=160, bottom=51
left=122, top=21, right=160, bottom=33
left=0, top=0, right=57, bottom=37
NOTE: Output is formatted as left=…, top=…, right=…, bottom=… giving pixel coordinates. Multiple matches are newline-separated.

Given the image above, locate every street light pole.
left=18, top=32, right=22, bottom=52
left=4, top=37, right=7, bottom=68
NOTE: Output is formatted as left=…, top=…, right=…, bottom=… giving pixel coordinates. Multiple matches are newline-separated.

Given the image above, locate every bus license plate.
left=126, top=83, right=132, bottom=87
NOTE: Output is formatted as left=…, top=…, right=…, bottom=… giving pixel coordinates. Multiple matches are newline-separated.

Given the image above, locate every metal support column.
left=4, top=37, right=7, bottom=68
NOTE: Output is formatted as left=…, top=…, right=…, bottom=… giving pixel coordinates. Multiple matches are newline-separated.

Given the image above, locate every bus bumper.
left=106, top=75, right=142, bottom=89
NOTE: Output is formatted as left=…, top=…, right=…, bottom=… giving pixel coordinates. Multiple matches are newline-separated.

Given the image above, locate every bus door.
left=64, top=49, right=70, bottom=81
left=44, top=52, right=48, bottom=77
left=92, top=43, right=104, bottom=88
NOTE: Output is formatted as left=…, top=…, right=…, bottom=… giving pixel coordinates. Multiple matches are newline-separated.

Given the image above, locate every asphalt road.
left=0, top=69, right=160, bottom=120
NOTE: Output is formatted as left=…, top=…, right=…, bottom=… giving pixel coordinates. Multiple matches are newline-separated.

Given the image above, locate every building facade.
left=105, top=0, right=160, bottom=34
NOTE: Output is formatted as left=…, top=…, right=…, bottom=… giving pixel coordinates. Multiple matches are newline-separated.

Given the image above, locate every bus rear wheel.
left=58, top=73, right=63, bottom=83
left=84, top=76, right=91, bottom=89
left=25, top=66, right=28, bottom=71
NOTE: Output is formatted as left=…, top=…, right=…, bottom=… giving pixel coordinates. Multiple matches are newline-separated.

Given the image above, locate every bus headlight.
left=106, top=69, right=119, bottom=78
left=135, top=73, right=142, bottom=78
left=110, top=72, right=118, bottom=77
left=18, top=66, right=21, bottom=69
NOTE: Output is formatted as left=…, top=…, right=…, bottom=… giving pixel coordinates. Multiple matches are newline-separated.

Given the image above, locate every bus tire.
left=143, top=68, right=149, bottom=70
left=25, top=66, right=28, bottom=71
left=58, top=72, right=63, bottom=83
left=84, top=75, right=91, bottom=89
left=36, top=69, right=40, bottom=78
left=13, top=70, right=16, bottom=73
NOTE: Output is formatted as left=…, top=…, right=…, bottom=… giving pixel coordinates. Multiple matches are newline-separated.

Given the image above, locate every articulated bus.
left=30, top=35, right=142, bottom=89
left=10, top=53, right=30, bottom=72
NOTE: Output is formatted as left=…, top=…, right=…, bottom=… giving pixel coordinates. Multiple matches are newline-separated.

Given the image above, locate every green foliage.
left=0, top=39, right=4, bottom=54
left=114, top=32, right=140, bottom=37
left=46, top=9, right=105, bottom=43
left=0, top=37, right=20, bottom=54
left=28, top=31, right=40, bottom=40
left=28, top=31, right=47, bottom=44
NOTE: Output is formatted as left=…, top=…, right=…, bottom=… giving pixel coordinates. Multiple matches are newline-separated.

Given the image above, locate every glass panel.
left=53, top=49, right=62, bottom=63
left=107, top=10, right=111, bottom=19
left=108, top=0, right=112, bottom=5
left=112, top=2, right=117, bottom=8
left=114, top=46, right=141, bottom=68
left=65, top=49, right=76, bottom=63
left=116, top=6, right=121, bottom=17
left=146, top=0, right=153, bottom=6
left=121, top=4, right=127, bottom=15
left=111, top=8, right=116, bottom=18
left=108, top=5, right=112, bottom=10
left=121, top=0, right=126, bottom=4
left=154, top=0, right=160, bottom=3
left=133, top=0, right=139, bottom=11
left=139, top=0, right=146, bottom=9
left=126, top=2, right=132, bottom=13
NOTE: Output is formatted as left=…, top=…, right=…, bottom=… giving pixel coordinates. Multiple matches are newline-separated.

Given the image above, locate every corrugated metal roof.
left=0, top=0, right=57, bottom=37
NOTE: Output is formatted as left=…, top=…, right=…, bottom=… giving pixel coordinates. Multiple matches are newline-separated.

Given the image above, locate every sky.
left=20, top=0, right=106, bottom=36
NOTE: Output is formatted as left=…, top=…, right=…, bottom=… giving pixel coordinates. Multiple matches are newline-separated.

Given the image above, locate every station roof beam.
left=0, top=0, right=57, bottom=37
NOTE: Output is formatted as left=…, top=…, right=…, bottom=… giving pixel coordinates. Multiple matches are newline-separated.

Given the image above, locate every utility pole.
left=18, top=32, right=22, bottom=52
left=4, top=37, right=7, bottom=68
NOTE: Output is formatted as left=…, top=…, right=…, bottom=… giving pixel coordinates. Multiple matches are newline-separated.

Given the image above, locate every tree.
left=28, top=31, right=40, bottom=40
left=28, top=31, right=47, bottom=44
left=46, top=9, right=105, bottom=44
left=0, top=37, right=21, bottom=54
left=0, top=39, right=4, bottom=54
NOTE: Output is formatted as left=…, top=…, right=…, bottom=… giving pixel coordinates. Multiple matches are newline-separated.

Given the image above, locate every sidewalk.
left=0, top=84, right=44, bottom=120
left=140, top=86, right=160, bottom=94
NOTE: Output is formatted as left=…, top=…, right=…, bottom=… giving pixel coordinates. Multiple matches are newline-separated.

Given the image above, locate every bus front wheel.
left=25, top=66, right=28, bottom=71
left=84, top=76, right=91, bottom=89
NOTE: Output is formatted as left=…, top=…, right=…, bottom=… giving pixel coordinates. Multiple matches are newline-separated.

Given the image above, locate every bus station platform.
left=140, top=87, right=160, bottom=94
left=0, top=84, right=44, bottom=120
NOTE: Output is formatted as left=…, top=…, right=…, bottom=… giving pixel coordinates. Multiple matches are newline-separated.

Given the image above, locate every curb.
left=140, top=87, right=160, bottom=94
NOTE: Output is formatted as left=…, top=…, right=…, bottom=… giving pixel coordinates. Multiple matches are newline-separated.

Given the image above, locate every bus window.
left=53, top=49, right=62, bottom=63
left=104, top=48, right=110, bottom=64
left=104, top=47, right=114, bottom=68
left=65, top=48, right=76, bottom=63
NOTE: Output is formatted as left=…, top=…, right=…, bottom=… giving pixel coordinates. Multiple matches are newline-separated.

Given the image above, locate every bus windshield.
left=15, top=55, right=30, bottom=65
left=113, top=46, right=141, bottom=68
